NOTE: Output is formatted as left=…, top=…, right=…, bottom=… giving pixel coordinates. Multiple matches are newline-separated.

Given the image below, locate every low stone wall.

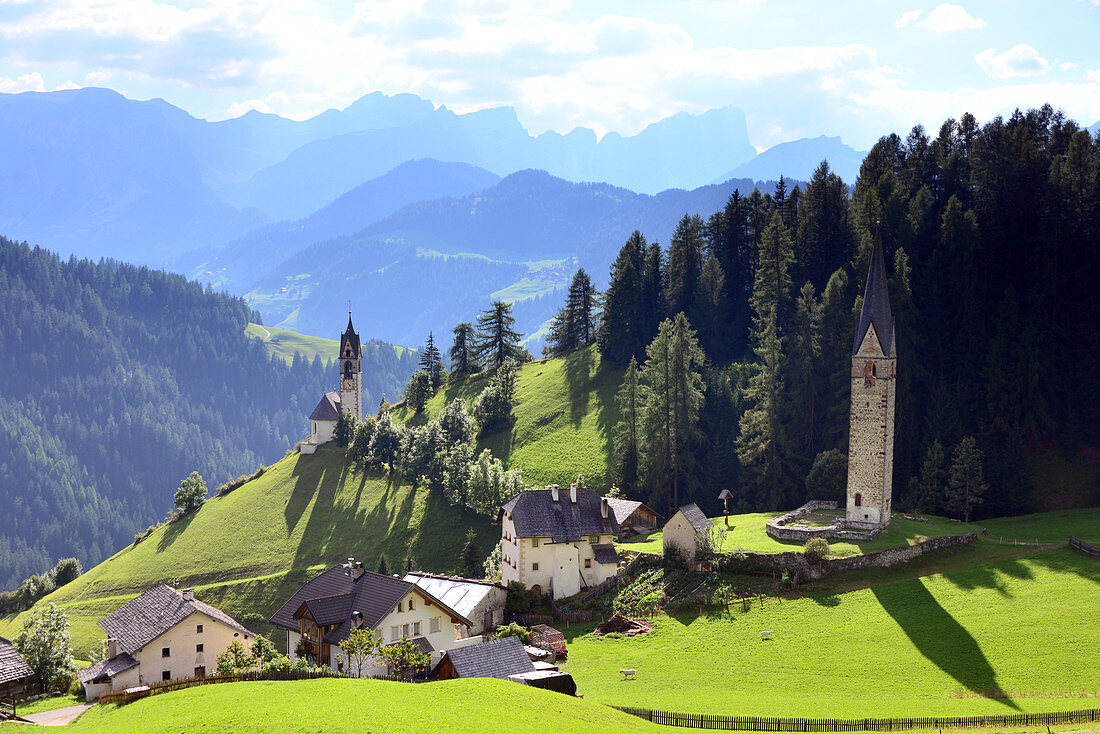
left=715, top=532, right=979, bottom=583
left=765, top=499, right=883, bottom=542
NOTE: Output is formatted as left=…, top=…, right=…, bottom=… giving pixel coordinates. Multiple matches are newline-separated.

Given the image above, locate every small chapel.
left=300, top=313, right=362, bottom=455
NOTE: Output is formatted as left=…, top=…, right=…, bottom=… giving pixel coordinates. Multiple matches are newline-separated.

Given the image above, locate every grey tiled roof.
left=678, top=503, right=713, bottom=533
left=300, top=594, right=354, bottom=626
left=500, top=487, right=618, bottom=541
left=591, top=543, right=619, bottom=565
left=98, top=585, right=253, bottom=655
left=309, top=391, right=342, bottom=421
left=437, top=636, right=534, bottom=679
left=0, top=637, right=32, bottom=685
left=853, top=229, right=894, bottom=357
left=270, top=564, right=472, bottom=647
left=604, top=498, right=641, bottom=526
left=384, top=635, right=434, bottom=654
left=403, top=573, right=500, bottom=620
left=77, top=652, right=138, bottom=685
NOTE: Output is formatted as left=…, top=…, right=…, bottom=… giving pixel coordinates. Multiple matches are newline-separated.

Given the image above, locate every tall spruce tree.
left=545, top=268, right=599, bottom=356
left=599, top=232, right=647, bottom=366
left=613, top=357, right=645, bottom=494
left=641, top=313, right=706, bottom=512
left=789, top=281, right=823, bottom=463
left=475, top=301, right=523, bottom=371
left=796, top=160, right=853, bottom=290
left=418, top=332, right=445, bottom=390
left=737, top=212, right=798, bottom=509
left=449, top=323, right=479, bottom=379
left=665, top=214, right=705, bottom=323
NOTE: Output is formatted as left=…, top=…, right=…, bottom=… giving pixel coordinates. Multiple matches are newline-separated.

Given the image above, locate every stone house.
left=269, top=560, right=481, bottom=677
left=498, top=484, right=620, bottom=599
left=77, top=585, right=255, bottom=701
left=402, top=572, right=507, bottom=637
left=0, top=636, right=32, bottom=706
left=662, top=503, right=713, bottom=561
left=604, top=498, right=661, bottom=536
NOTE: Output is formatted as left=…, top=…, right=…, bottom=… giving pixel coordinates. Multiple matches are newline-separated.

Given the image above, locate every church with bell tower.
left=844, top=229, right=896, bottom=529
left=300, top=312, right=363, bottom=454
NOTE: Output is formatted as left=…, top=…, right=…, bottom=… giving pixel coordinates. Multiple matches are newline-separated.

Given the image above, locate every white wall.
left=663, top=512, right=700, bottom=560
left=132, top=612, right=252, bottom=684
left=501, top=515, right=617, bottom=599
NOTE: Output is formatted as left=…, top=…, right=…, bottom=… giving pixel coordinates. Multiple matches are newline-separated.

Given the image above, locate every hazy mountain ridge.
left=714, top=135, right=866, bottom=186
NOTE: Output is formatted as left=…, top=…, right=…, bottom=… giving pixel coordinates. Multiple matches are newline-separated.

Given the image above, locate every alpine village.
left=1, top=6, right=1099, bottom=734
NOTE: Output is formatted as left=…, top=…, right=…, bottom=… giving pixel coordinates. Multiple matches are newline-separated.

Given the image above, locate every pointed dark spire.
left=852, top=226, right=894, bottom=356
left=340, top=311, right=362, bottom=359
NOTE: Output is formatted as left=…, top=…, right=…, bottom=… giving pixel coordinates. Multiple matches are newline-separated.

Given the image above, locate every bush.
left=804, top=537, right=831, bottom=562
left=215, top=467, right=265, bottom=497
left=492, top=622, right=531, bottom=643
left=505, top=581, right=542, bottom=614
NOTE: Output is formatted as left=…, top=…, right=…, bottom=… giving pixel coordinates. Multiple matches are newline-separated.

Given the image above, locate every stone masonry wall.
left=846, top=327, right=895, bottom=526
left=715, top=532, right=978, bottom=582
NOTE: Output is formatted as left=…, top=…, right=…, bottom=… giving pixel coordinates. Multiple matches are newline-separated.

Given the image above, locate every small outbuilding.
left=0, top=637, right=32, bottom=712
left=662, top=503, right=713, bottom=561
left=604, top=498, right=662, bottom=536
left=431, top=636, right=535, bottom=681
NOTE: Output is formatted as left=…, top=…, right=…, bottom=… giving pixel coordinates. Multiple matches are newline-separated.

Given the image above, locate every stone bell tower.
left=339, top=312, right=363, bottom=420
left=845, top=229, right=896, bottom=529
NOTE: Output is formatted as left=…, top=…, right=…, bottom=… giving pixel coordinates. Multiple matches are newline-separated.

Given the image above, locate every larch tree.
left=418, top=332, right=445, bottom=391
left=475, top=301, right=524, bottom=371
left=613, top=357, right=645, bottom=494
left=449, top=322, right=479, bottom=380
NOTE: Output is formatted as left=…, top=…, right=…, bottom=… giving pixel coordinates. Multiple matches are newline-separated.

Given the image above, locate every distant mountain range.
left=712, top=135, right=865, bottom=188
left=0, top=86, right=858, bottom=271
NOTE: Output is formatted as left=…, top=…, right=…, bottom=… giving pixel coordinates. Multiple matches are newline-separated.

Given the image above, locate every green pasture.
left=562, top=546, right=1100, bottom=718
left=53, top=678, right=667, bottom=734
left=0, top=446, right=495, bottom=654
left=394, top=345, right=622, bottom=489
left=245, top=322, right=338, bottom=365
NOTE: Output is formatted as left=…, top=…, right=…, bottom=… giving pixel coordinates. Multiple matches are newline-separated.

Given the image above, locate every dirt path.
left=21, top=704, right=92, bottom=726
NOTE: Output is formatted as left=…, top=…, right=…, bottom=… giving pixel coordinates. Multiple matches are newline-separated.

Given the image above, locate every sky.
left=0, top=0, right=1098, bottom=150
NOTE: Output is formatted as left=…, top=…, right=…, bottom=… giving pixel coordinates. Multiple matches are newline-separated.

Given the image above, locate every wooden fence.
left=97, top=669, right=411, bottom=704
left=612, top=706, right=1100, bottom=731
left=1069, top=535, right=1100, bottom=558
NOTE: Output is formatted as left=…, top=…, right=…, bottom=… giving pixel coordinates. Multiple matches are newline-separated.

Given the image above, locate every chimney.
left=550, top=484, right=559, bottom=501
left=601, top=497, right=609, bottom=519
left=351, top=611, right=363, bottom=628
left=106, top=638, right=119, bottom=659
left=569, top=483, right=578, bottom=504
left=350, top=561, right=364, bottom=580
left=181, top=588, right=194, bottom=601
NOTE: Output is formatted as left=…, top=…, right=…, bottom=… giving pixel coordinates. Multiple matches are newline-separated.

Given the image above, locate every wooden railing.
left=612, top=706, right=1100, bottom=731
left=1069, top=535, right=1100, bottom=558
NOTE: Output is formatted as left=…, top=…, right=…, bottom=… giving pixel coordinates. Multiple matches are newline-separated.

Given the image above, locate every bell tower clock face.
left=341, top=377, right=357, bottom=392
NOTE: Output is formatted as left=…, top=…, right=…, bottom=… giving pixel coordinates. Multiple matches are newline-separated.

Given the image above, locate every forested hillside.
left=0, top=238, right=414, bottom=590
left=539, top=106, right=1099, bottom=520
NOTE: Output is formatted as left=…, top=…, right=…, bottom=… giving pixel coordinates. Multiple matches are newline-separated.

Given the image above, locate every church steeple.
left=852, top=227, right=894, bottom=357
left=338, top=311, right=363, bottom=420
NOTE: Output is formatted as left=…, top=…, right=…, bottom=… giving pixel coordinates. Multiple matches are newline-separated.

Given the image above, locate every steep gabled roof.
left=676, top=503, right=712, bottom=534
left=309, top=391, right=341, bottom=421
left=0, top=636, right=32, bottom=685
left=603, top=497, right=661, bottom=526
left=853, top=229, right=895, bottom=357
left=403, top=573, right=500, bottom=620
left=591, top=543, right=619, bottom=565
left=499, top=487, right=618, bottom=541
left=270, top=564, right=472, bottom=647
left=98, top=585, right=253, bottom=655
left=435, top=636, right=534, bottom=679
left=340, top=313, right=361, bottom=360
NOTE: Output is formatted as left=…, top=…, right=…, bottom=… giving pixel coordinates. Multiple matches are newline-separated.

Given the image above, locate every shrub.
left=215, top=467, right=265, bottom=497
left=804, top=537, right=831, bottom=562
left=492, top=622, right=531, bottom=644
left=505, top=581, right=542, bottom=614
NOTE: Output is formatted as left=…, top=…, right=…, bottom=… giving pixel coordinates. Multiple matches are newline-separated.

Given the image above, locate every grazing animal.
left=620, top=668, right=637, bottom=680
left=761, top=630, right=773, bottom=640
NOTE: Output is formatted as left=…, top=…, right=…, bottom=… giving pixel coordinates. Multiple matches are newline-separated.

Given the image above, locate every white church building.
left=301, top=314, right=363, bottom=454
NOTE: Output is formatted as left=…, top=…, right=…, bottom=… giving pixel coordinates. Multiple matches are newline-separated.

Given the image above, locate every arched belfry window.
left=864, top=361, right=876, bottom=387
left=854, top=493, right=862, bottom=507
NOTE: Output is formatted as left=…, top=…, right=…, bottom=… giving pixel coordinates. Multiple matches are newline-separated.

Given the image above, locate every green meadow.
left=245, top=322, right=338, bottom=364
left=561, top=546, right=1100, bottom=718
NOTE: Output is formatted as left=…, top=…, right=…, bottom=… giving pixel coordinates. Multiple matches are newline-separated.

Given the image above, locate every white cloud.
left=1088, top=69, right=1100, bottom=82
left=916, top=4, right=985, bottom=32
left=1059, top=61, right=1080, bottom=72
left=895, top=10, right=922, bottom=28
left=0, top=71, right=44, bottom=92
left=976, top=45, right=1050, bottom=79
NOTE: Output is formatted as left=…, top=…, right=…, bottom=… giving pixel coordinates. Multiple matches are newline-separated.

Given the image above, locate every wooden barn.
left=605, top=498, right=662, bottom=536
left=0, top=637, right=32, bottom=718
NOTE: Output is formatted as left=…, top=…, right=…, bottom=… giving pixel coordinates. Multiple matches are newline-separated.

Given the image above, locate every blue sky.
left=1, top=0, right=1097, bottom=149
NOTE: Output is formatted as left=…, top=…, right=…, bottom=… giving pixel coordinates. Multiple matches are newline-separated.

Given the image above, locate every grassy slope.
left=60, top=678, right=667, bottom=734
left=394, top=345, right=622, bottom=488
left=561, top=546, right=1100, bottom=718
left=617, top=511, right=978, bottom=557
left=245, top=322, right=338, bottom=364
left=0, top=445, right=495, bottom=654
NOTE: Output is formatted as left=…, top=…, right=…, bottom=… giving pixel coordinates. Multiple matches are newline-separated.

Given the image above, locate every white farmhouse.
left=403, top=572, right=507, bottom=637
left=269, top=560, right=482, bottom=676
left=77, top=585, right=255, bottom=701
left=498, top=484, right=620, bottom=599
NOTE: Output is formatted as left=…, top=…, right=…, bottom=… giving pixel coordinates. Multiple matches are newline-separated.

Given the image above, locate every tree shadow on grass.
left=155, top=510, right=198, bottom=553
left=872, top=579, right=1018, bottom=708
left=563, top=346, right=594, bottom=429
